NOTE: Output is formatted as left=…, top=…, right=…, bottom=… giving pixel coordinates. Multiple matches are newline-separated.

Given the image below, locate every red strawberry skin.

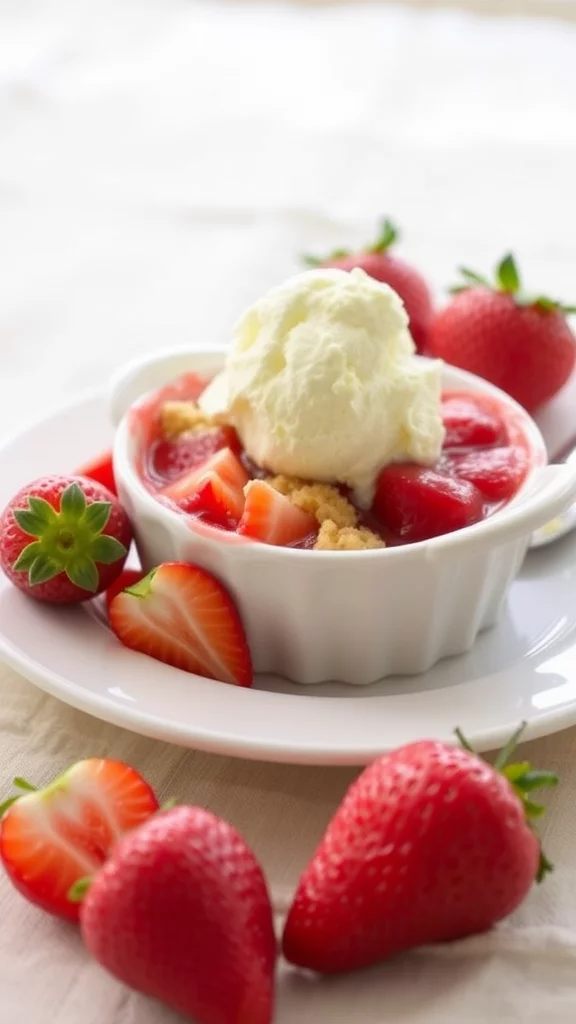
left=0, top=476, right=132, bottom=603
left=429, top=289, right=576, bottom=412
left=323, top=251, right=433, bottom=353
left=76, top=450, right=117, bottom=495
left=104, top=568, right=145, bottom=614
left=80, top=806, right=277, bottom=1024
left=282, top=742, right=540, bottom=974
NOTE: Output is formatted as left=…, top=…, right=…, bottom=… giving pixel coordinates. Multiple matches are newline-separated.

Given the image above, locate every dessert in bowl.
left=111, top=269, right=576, bottom=684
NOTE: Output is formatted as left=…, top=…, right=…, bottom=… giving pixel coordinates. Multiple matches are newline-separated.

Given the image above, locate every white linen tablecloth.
left=2, top=2, right=576, bottom=1021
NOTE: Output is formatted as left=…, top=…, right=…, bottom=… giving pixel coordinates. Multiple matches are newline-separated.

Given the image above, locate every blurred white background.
left=1, top=0, right=576, bottom=436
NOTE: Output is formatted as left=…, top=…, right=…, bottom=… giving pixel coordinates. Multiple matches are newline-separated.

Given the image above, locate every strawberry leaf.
left=84, top=501, right=111, bottom=533
left=68, top=877, right=92, bottom=903
left=91, top=535, right=126, bottom=565
left=66, top=556, right=98, bottom=593
left=513, top=770, right=558, bottom=792
left=496, top=253, right=521, bottom=294
left=27, top=497, right=58, bottom=525
left=13, top=509, right=47, bottom=537
left=60, top=482, right=86, bottom=519
left=370, top=218, right=398, bottom=254
left=458, top=267, right=491, bottom=288
left=29, top=554, right=61, bottom=586
left=13, top=541, right=43, bottom=572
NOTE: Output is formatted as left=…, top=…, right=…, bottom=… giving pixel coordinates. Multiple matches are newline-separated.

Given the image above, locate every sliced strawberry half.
left=449, top=445, right=529, bottom=502
left=0, top=759, right=159, bottom=921
left=150, top=426, right=241, bottom=484
left=238, top=481, right=316, bottom=547
left=373, top=464, right=484, bottom=542
left=109, top=562, right=253, bottom=687
left=442, top=396, right=507, bottom=450
left=161, top=448, right=249, bottom=527
left=76, top=450, right=117, bottom=495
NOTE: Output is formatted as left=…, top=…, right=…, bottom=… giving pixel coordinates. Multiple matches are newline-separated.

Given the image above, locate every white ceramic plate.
left=1, top=391, right=576, bottom=764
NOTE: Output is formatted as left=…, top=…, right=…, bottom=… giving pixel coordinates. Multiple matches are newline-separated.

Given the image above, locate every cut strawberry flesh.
left=449, top=445, right=529, bottom=502
left=150, top=426, right=241, bottom=483
left=238, top=481, right=317, bottom=547
left=0, top=759, right=158, bottom=921
left=373, top=464, right=484, bottom=542
left=76, top=450, right=117, bottom=495
left=161, top=448, right=249, bottom=526
left=442, top=396, right=507, bottom=450
left=109, top=562, right=253, bottom=687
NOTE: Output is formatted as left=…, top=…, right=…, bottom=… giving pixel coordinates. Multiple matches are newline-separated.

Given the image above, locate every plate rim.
left=1, top=388, right=576, bottom=764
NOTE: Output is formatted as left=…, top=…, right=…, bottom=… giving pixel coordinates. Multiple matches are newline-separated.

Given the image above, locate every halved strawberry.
left=150, top=426, right=241, bottom=484
left=105, top=568, right=145, bottom=614
left=449, top=445, right=529, bottom=502
left=238, top=481, right=316, bottom=547
left=0, top=759, right=159, bottom=921
left=373, top=464, right=484, bottom=542
left=109, top=562, right=253, bottom=687
left=76, top=450, right=117, bottom=495
left=442, top=396, right=507, bottom=450
left=161, top=448, right=249, bottom=527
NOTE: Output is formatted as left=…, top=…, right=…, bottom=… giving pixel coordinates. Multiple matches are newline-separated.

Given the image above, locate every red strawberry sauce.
left=131, top=377, right=534, bottom=547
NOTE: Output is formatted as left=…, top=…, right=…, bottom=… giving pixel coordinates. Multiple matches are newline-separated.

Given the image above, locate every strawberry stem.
left=493, top=721, right=527, bottom=771
left=454, top=722, right=558, bottom=883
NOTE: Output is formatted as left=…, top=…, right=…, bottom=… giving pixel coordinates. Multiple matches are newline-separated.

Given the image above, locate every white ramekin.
left=110, top=347, right=576, bottom=685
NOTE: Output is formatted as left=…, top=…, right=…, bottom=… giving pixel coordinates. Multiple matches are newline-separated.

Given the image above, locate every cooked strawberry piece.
left=0, top=759, right=158, bottom=921
left=76, top=450, right=117, bottom=495
left=105, top=568, right=145, bottom=614
left=450, top=445, right=529, bottom=502
left=109, top=562, right=253, bottom=687
left=150, top=426, right=241, bottom=483
left=373, top=464, right=484, bottom=542
left=442, top=396, right=507, bottom=449
left=238, top=481, right=316, bottom=547
left=161, top=448, right=249, bottom=527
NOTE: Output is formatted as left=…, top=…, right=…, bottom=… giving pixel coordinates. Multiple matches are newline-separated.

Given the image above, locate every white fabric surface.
left=2, top=2, right=576, bottom=1021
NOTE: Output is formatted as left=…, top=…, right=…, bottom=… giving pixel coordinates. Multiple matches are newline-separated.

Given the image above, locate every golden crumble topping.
left=160, top=401, right=226, bottom=438
left=267, top=476, right=357, bottom=529
left=314, top=520, right=385, bottom=551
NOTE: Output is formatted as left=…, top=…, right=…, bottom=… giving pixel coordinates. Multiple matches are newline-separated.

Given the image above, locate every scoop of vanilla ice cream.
left=199, top=267, right=444, bottom=506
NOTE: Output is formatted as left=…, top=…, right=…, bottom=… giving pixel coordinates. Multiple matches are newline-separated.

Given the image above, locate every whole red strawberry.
left=0, top=475, right=132, bottom=603
left=283, top=726, right=556, bottom=974
left=78, top=806, right=276, bottom=1024
left=0, top=758, right=158, bottom=921
left=429, top=254, right=576, bottom=412
left=305, top=218, right=434, bottom=352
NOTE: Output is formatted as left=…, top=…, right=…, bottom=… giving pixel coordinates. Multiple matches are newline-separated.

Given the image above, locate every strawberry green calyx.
left=451, top=253, right=576, bottom=315
left=367, top=217, right=399, bottom=255
left=124, top=567, right=158, bottom=598
left=0, top=776, right=38, bottom=817
left=68, top=876, right=92, bottom=903
left=455, top=722, right=558, bottom=883
left=12, top=482, right=126, bottom=593
left=302, top=216, right=400, bottom=267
